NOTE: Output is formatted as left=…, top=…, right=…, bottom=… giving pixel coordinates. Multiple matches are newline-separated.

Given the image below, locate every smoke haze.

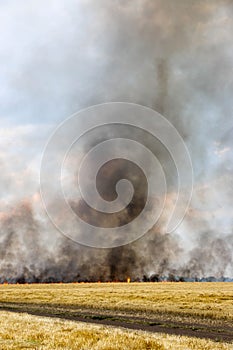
left=0, top=0, right=233, bottom=282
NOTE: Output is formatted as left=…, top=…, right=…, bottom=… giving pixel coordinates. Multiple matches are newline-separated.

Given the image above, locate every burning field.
left=0, top=0, right=233, bottom=285
left=1, top=0, right=233, bottom=348
left=0, top=195, right=232, bottom=284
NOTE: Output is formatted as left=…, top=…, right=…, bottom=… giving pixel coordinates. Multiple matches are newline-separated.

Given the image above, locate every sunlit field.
left=0, top=282, right=232, bottom=348
left=0, top=282, right=232, bottom=322
left=0, top=311, right=232, bottom=350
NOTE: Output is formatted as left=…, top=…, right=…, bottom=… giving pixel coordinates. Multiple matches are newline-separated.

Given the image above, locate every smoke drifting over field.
left=0, top=200, right=232, bottom=282
left=0, top=0, right=233, bottom=282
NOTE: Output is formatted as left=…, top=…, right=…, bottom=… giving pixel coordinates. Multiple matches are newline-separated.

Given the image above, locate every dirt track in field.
left=0, top=302, right=232, bottom=343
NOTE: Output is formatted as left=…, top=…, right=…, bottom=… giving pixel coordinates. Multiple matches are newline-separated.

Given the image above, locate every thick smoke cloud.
left=0, top=0, right=233, bottom=282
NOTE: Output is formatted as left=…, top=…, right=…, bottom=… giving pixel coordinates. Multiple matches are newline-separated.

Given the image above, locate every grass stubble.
left=0, top=282, right=232, bottom=349
left=0, top=311, right=232, bottom=350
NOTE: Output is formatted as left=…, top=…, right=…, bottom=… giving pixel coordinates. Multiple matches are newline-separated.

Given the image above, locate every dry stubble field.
left=0, top=282, right=232, bottom=349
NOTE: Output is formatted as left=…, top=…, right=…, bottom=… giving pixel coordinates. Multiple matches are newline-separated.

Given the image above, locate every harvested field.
left=0, top=282, right=232, bottom=345
left=0, top=311, right=232, bottom=350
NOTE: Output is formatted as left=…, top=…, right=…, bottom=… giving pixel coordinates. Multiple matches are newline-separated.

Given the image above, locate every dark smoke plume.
left=0, top=0, right=233, bottom=282
left=1, top=200, right=232, bottom=283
